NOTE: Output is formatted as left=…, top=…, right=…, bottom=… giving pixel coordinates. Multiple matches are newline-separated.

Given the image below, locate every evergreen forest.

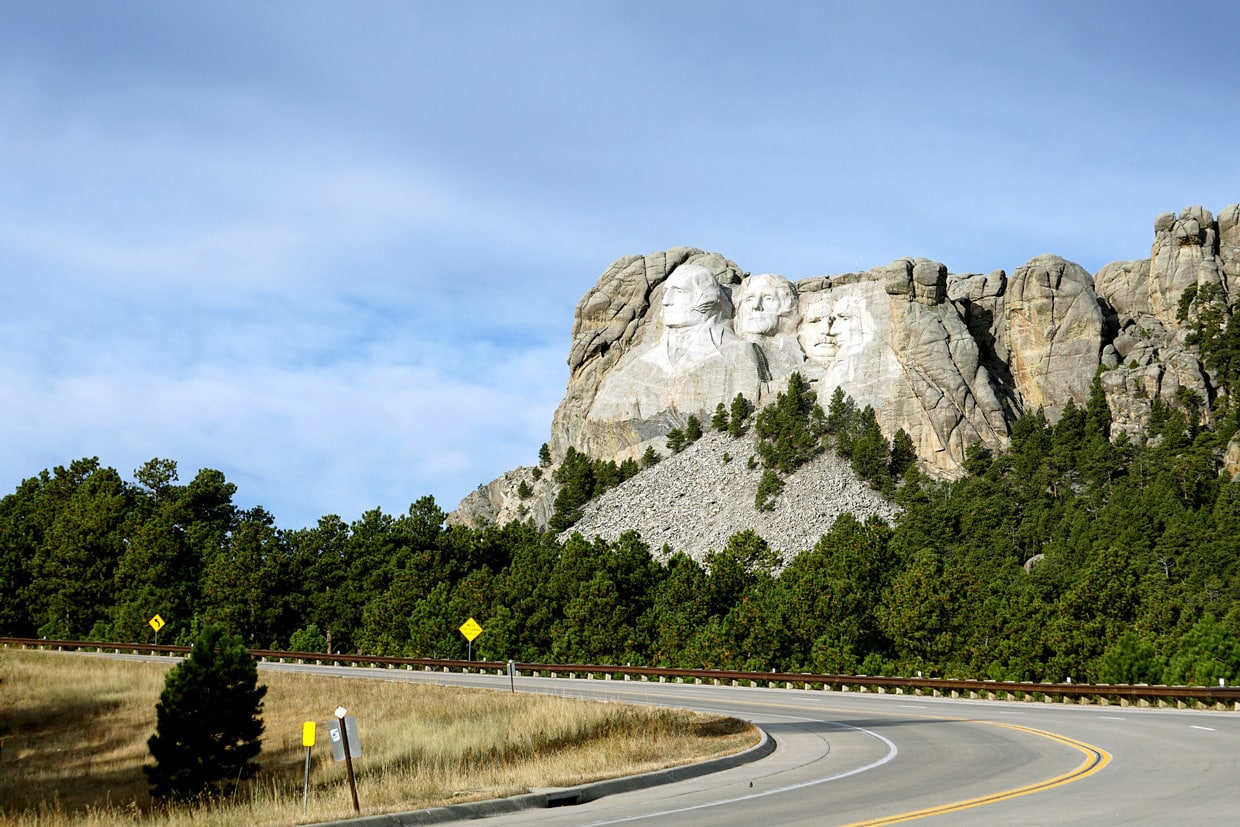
left=5, top=373, right=1240, bottom=687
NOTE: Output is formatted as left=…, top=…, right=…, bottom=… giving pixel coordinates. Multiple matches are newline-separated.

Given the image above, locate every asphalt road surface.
left=260, top=662, right=1240, bottom=826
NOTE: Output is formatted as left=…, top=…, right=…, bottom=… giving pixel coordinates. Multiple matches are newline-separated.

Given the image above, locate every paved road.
left=260, top=663, right=1240, bottom=825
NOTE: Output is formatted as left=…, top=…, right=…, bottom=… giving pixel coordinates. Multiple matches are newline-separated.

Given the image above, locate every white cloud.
left=0, top=334, right=565, bottom=528
left=2, top=1, right=1237, bottom=529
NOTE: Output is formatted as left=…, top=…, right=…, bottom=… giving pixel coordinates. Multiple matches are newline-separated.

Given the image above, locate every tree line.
left=5, top=371, right=1240, bottom=685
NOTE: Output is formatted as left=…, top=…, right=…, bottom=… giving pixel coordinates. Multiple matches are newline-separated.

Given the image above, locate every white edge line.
left=581, top=719, right=899, bottom=826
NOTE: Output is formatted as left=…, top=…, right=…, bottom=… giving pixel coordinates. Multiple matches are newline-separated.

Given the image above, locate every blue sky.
left=2, top=1, right=1237, bottom=528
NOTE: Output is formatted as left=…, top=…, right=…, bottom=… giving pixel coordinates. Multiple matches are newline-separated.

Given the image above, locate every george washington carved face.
left=661, top=264, right=729, bottom=329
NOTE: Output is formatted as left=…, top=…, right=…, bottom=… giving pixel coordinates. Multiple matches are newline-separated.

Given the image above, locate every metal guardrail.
left=5, top=636, right=1238, bottom=709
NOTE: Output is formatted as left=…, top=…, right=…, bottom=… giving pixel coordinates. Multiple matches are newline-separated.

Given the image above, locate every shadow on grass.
left=0, top=696, right=152, bottom=815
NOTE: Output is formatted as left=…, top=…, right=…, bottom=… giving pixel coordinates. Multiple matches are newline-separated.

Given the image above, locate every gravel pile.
left=560, top=430, right=899, bottom=562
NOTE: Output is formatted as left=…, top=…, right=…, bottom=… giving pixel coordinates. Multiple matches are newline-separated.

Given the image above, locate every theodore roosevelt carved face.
left=797, top=291, right=873, bottom=363
left=734, top=273, right=797, bottom=337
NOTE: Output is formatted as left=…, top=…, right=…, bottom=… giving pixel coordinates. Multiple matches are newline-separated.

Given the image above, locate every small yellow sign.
left=148, top=614, right=166, bottom=632
left=302, top=721, right=317, bottom=747
left=459, top=617, right=483, bottom=642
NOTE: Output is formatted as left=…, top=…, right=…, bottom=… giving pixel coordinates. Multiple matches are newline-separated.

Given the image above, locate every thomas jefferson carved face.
left=735, top=274, right=797, bottom=336
left=661, top=264, right=728, bottom=329
left=797, top=292, right=872, bottom=362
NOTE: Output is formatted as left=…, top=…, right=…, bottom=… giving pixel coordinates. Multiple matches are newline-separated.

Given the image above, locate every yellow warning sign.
left=459, top=617, right=483, bottom=642
left=148, top=614, right=166, bottom=632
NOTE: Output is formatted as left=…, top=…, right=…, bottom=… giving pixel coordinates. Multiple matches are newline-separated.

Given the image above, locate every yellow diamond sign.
left=459, top=617, right=482, bottom=642
left=148, top=614, right=166, bottom=632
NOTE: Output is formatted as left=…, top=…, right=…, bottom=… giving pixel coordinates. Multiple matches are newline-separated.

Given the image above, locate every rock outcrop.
left=547, top=249, right=746, bottom=461
left=454, top=204, right=1240, bottom=534
left=1000, top=255, right=1106, bottom=419
left=1094, top=205, right=1239, bottom=439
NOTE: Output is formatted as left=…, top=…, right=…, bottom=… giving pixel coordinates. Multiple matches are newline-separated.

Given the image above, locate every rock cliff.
left=453, top=204, right=1240, bottom=540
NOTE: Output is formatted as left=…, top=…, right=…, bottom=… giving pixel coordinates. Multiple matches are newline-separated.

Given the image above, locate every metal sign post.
left=301, top=721, right=316, bottom=813
left=508, top=659, right=516, bottom=693
left=148, top=614, right=165, bottom=646
left=334, top=706, right=360, bottom=813
left=459, top=618, right=482, bottom=662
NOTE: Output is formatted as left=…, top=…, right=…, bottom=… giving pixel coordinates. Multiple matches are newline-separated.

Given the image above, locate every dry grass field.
left=0, top=649, right=757, bottom=826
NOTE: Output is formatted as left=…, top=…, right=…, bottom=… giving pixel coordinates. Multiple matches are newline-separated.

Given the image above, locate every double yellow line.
left=478, top=685, right=1111, bottom=825
left=840, top=720, right=1111, bottom=826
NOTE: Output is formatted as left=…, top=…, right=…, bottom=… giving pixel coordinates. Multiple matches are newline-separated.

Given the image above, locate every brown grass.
left=0, top=650, right=757, bottom=826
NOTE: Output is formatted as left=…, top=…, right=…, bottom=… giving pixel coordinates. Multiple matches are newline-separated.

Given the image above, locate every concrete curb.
left=314, top=726, right=776, bottom=825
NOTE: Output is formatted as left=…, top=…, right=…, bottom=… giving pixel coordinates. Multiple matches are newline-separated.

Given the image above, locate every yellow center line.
left=837, top=720, right=1111, bottom=826
left=617, top=693, right=1112, bottom=825
left=317, top=676, right=1112, bottom=824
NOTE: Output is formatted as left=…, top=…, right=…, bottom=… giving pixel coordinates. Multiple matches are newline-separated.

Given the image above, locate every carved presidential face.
left=735, top=274, right=796, bottom=336
left=797, top=292, right=872, bottom=362
left=661, top=265, right=727, bottom=329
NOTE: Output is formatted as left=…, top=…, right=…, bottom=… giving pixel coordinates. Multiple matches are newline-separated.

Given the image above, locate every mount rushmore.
left=455, top=204, right=1240, bottom=531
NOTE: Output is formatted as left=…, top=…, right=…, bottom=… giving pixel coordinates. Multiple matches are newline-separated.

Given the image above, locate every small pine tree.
left=825, top=386, right=852, bottom=435
left=538, top=443, right=552, bottom=467
left=729, top=393, right=753, bottom=437
left=963, top=442, right=993, bottom=476
left=1149, top=396, right=1168, bottom=435
left=289, top=623, right=328, bottom=653
left=754, top=469, right=785, bottom=511
left=849, top=405, right=890, bottom=483
left=592, top=459, right=621, bottom=492
left=145, top=624, right=266, bottom=802
left=754, top=373, right=823, bottom=473
left=711, top=403, right=729, bottom=431
left=1084, top=369, right=1112, bottom=440
left=549, top=447, right=595, bottom=531
left=517, top=479, right=533, bottom=499
left=666, top=428, right=687, bottom=453
left=1051, top=397, right=1086, bottom=467
left=641, top=445, right=661, bottom=468
left=1096, top=631, right=1165, bottom=685
left=889, top=428, right=916, bottom=478
left=685, top=415, right=703, bottom=442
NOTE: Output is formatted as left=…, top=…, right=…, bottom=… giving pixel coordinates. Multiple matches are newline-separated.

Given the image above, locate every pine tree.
left=849, top=405, right=890, bottom=483
left=666, top=428, right=687, bottom=453
left=825, top=386, right=853, bottom=435
left=711, top=403, right=729, bottom=432
left=728, top=393, right=753, bottom=437
left=754, top=373, right=824, bottom=473
left=549, top=447, right=596, bottom=532
left=889, top=428, right=916, bottom=478
left=145, top=624, right=266, bottom=802
left=754, top=469, right=785, bottom=511
left=963, top=442, right=993, bottom=477
left=592, top=459, right=621, bottom=492
left=1084, top=370, right=1112, bottom=440
left=685, top=415, right=703, bottom=442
